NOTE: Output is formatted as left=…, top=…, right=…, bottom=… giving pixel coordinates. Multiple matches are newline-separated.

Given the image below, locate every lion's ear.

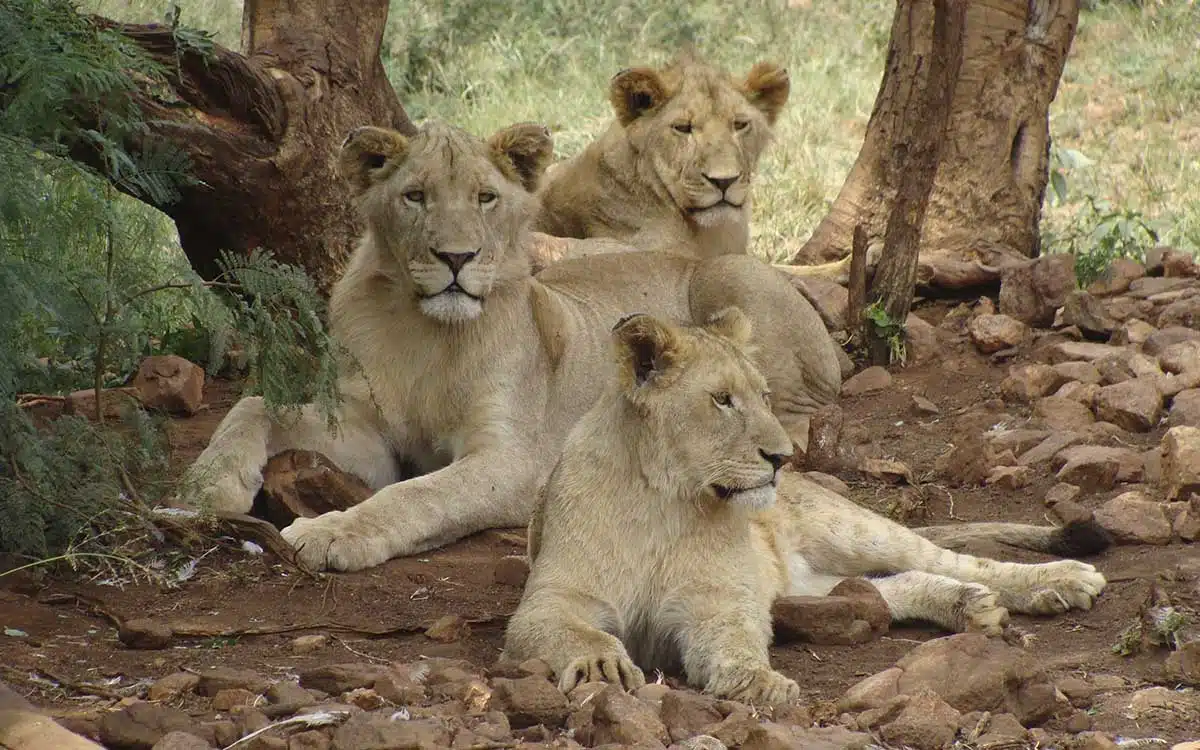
left=612, top=313, right=683, bottom=389
left=704, top=307, right=753, bottom=347
left=742, top=62, right=790, bottom=125
left=488, top=122, right=554, bottom=192
left=339, top=126, right=409, bottom=193
left=609, top=68, right=667, bottom=126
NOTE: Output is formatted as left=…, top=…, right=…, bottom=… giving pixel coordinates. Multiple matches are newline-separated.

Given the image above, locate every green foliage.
left=863, top=301, right=906, bottom=365
left=1046, top=195, right=1160, bottom=288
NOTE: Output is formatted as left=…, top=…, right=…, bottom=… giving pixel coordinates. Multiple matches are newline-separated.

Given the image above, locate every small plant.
left=1111, top=621, right=1142, bottom=657
left=863, top=301, right=907, bottom=365
left=1049, top=196, right=1161, bottom=288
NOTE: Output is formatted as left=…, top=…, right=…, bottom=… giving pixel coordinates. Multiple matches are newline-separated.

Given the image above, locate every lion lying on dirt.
left=530, top=53, right=854, bottom=281
left=502, top=311, right=1108, bottom=705
left=179, top=120, right=843, bottom=571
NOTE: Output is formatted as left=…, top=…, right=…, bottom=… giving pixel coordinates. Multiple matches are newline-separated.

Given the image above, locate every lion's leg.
left=868, top=571, right=1010, bottom=635
left=180, top=392, right=397, bottom=515
left=503, top=587, right=644, bottom=695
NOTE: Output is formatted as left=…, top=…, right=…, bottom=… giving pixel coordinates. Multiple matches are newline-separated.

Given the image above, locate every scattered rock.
left=988, top=428, right=1051, bottom=456
left=1095, top=379, right=1163, bottom=432
left=265, top=681, right=314, bottom=708
left=1062, top=291, right=1117, bottom=339
left=1093, top=491, right=1173, bottom=545
left=287, top=731, right=330, bottom=750
left=148, top=673, right=201, bottom=704
left=1001, top=364, right=1068, bottom=402
left=330, top=713, right=450, bottom=750
left=149, top=732, right=212, bottom=750
left=1158, top=295, right=1200, bottom=330
left=660, top=691, right=723, bottom=743
left=1162, top=426, right=1200, bottom=500
left=1017, top=431, right=1085, bottom=467
left=493, top=555, right=530, bottom=588
left=1160, top=340, right=1200, bottom=374
left=741, top=724, right=869, bottom=750
left=1175, top=498, right=1200, bottom=541
left=790, top=277, right=848, bottom=331
left=1055, top=677, right=1095, bottom=708
left=487, top=676, right=569, bottom=729
left=1054, top=445, right=1144, bottom=484
left=772, top=594, right=877, bottom=645
left=878, top=689, right=961, bottom=750
left=969, top=314, right=1028, bottom=353
left=999, top=254, right=1075, bottom=327
left=1056, top=380, right=1100, bottom=407
left=1046, top=341, right=1126, bottom=364
left=1129, top=276, right=1194, bottom=297
left=425, top=614, right=470, bottom=643
left=857, top=458, right=915, bottom=485
left=290, top=634, right=329, bottom=654
left=1164, top=641, right=1200, bottom=686
left=905, top=314, right=941, bottom=365
left=298, top=664, right=384, bottom=696
left=1054, top=361, right=1103, bottom=384
left=259, top=451, right=373, bottom=528
left=99, top=701, right=199, bottom=750
left=118, top=619, right=174, bottom=651
left=195, top=668, right=269, bottom=698
left=590, top=684, right=669, bottom=746
left=1044, top=483, right=1082, bottom=506
left=1055, top=448, right=1121, bottom=492
left=1111, top=318, right=1156, bottom=346
left=912, top=394, right=940, bottom=415
left=985, top=465, right=1033, bottom=491
left=211, top=688, right=257, bottom=711
left=842, top=366, right=892, bottom=397
left=1087, top=257, right=1145, bottom=296
left=131, top=354, right=205, bottom=415
left=1035, top=396, right=1095, bottom=431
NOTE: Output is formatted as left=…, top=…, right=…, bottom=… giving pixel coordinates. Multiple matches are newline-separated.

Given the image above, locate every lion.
left=530, top=52, right=855, bottom=282
left=502, top=311, right=1109, bottom=705
left=178, top=119, right=845, bottom=572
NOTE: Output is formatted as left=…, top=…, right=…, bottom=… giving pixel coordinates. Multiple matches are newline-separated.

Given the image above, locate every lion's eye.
left=479, top=191, right=497, bottom=205
left=734, top=119, right=750, bottom=132
left=712, top=391, right=733, bottom=408
left=403, top=190, right=425, bottom=205
left=672, top=122, right=693, bottom=134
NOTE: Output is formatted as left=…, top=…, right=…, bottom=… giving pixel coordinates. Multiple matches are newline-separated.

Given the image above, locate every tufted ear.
left=612, top=313, right=684, bottom=389
left=339, top=126, right=410, bottom=194
left=609, top=67, right=668, bottom=126
left=704, top=307, right=753, bottom=347
left=742, top=62, right=790, bottom=125
left=488, top=122, right=555, bottom=192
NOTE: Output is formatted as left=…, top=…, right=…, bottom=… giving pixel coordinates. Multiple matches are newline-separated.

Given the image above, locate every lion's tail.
left=913, top=518, right=1111, bottom=558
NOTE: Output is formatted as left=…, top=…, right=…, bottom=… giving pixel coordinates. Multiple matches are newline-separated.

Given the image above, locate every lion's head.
left=609, top=54, right=789, bottom=229
left=610, top=308, right=793, bottom=511
left=339, top=121, right=553, bottom=324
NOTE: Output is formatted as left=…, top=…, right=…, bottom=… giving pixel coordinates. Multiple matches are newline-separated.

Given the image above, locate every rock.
left=999, top=254, right=1075, bottom=327
left=985, top=465, right=1033, bottom=491
left=803, top=404, right=844, bottom=474
left=1153, top=369, right=1200, bottom=399
left=1017, top=431, right=1085, bottom=467
left=131, top=355, right=205, bottom=415
left=1054, top=361, right=1103, bottom=384
left=1162, top=426, right=1200, bottom=500
left=590, top=685, right=669, bottom=746
left=1055, top=677, right=1095, bottom=708
left=741, top=724, right=870, bottom=750
left=857, top=458, right=914, bottom=485
left=99, top=702, right=199, bottom=750
left=487, top=676, right=569, bottom=729
left=842, top=366, right=892, bottom=397
left=671, top=737, right=727, bottom=750
left=118, top=619, right=174, bottom=650
left=1074, top=732, right=1120, bottom=750
left=660, top=691, right=723, bottom=743
left=790, top=277, right=848, bottom=331
left=148, top=672, right=201, bottom=703
left=1055, top=449, right=1121, bottom=492
left=298, top=664, right=384, bottom=696
left=1093, top=491, right=1173, bottom=545
left=1095, top=379, right=1163, bottom=432
left=905, top=314, right=941, bottom=365
left=63, top=386, right=141, bottom=420
left=211, top=688, right=257, bottom=711
left=424, top=614, right=470, bottom=643
left=828, top=578, right=891, bottom=634
left=1087, top=257, right=1145, bottom=296
left=1164, top=641, right=1200, bottom=686
left=1106, top=297, right=1155, bottom=323
left=1001, top=364, right=1068, bottom=403
left=1162, top=248, right=1200, bottom=277
left=1056, top=380, right=1100, bottom=407
left=1144, top=326, right=1200, bottom=356
left=266, top=681, right=315, bottom=708
left=372, top=670, right=426, bottom=706
left=1158, top=295, right=1200, bottom=330
left=1044, top=483, right=1082, bottom=506
left=969, top=314, right=1028, bottom=353
left=988, top=428, right=1051, bottom=456
left=290, top=634, right=329, bottom=654
left=1045, top=341, right=1126, bottom=364
left=771, top=594, right=879, bottom=645
left=330, top=713, right=450, bottom=750
left=195, top=668, right=269, bottom=698
left=912, top=394, right=940, bottom=415
left=493, top=555, right=530, bottom=588
left=1160, top=340, right=1200, bottom=374
left=1175, top=498, right=1200, bottom=541
left=1062, top=291, right=1117, bottom=339
left=878, top=689, right=961, bottom=750
left=1111, top=318, right=1156, bottom=346
left=1054, top=445, right=1144, bottom=483
left=289, top=732, right=331, bottom=750
left=150, top=732, right=212, bottom=750
left=259, top=451, right=373, bottom=528
left=1129, top=276, right=1194, bottom=297
left=1035, top=396, right=1095, bottom=431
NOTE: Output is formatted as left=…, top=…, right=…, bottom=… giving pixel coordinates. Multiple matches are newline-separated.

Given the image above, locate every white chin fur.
left=692, top=204, right=743, bottom=228
left=419, top=292, right=483, bottom=323
left=728, top=484, right=777, bottom=512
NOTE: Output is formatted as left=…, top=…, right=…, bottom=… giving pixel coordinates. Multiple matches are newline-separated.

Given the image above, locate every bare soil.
left=1, top=300, right=1197, bottom=744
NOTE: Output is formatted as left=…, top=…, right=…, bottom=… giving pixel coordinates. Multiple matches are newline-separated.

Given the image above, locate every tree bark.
left=90, top=0, right=414, bottom=294
left=792, top=0, right=1080, bottom=290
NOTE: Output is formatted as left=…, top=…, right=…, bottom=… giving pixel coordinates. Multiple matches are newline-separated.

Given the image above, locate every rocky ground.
left=2, top=247, right=1200, bottom=750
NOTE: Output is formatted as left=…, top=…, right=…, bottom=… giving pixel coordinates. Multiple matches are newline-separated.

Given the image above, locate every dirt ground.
left=1, top=299, right=1198, bottom=745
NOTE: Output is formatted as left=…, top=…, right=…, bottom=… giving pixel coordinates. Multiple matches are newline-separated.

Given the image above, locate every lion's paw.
left=1006, top=560, right=1107, bottom=615
left=558, top=652, right=645, bottom=694
left=176, top=464, right=260, bottom=515
left=708, top=666, right=799, bottom=706
left=281, top=511, right=392, bottom=572
left=960, top=583, right=1010, bottom=636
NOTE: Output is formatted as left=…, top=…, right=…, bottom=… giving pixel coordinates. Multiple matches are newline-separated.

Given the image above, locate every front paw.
left=1013, top=560, right=1107, bottom=615
left=707, top=666, right=799, bottom=706
left=558, top=653, right=645, bottom=694
left=177, top=464, right=260, bottom=515
left=281, top=511, right=392, bottom=572
left=960, top=583, right=1010, bottom=636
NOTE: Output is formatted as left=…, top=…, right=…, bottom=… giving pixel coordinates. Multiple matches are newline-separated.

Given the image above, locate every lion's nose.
left=433, top=250, right=478, bottom=273
left=703, top=174, right=738, bottom=193
left=759, top=448, right=791, bottom=472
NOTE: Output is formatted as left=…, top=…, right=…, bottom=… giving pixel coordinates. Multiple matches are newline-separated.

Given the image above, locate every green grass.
left=81, top=0, right=1200, bottom=262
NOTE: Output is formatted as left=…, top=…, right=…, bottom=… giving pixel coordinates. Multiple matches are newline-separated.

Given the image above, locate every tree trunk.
left=792, top=0, right=1080, bottom=290
left=90, top=0, right=414, bottom=294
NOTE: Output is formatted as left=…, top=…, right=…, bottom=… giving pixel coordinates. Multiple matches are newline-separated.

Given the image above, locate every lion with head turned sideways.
left=503, top=310, right=1109, bottom=705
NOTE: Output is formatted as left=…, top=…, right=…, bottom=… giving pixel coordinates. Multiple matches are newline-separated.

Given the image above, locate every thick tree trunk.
left=792, top=0, right=1080, bottom=290
left=91, top=0, right=414, bottom=294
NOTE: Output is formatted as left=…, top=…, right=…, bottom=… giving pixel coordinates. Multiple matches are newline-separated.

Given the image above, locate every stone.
left=1163, top=426, right=1200, bottom=500
left=266, top=681, right=315, bottom=708
left=424, top=614, right=470, bottom=643
left=671, top=737, right=727, bottom=750
left=1106, top=297, right=1155, bottom=323
left=1056, top=380, right=1100, bottom=407
left=1054, top=445, right=1144, bottom=483
left=99, top=701, right=199, bottom=750
left=842, top=366, right=892, bottom=397
left=1087, top=257, right=1145, bottom=296
left=131, top=355, right=205, bottom=415
left=1054, top=361, right=1103, bottom=384
left=290, top=634, right=329, bottom=654
left=771, top=595, right=877, bottom=645
left=62, top=386, right=141, bottom=420
left=147, top=673, right=200, bottom=703
left=1129, top=276, right=1194, bottom=297
left=288, top=731, right=331, bottom=750
left=879, top=690, right=961, bottom=750
left=999, top=254, right=1075, bottom=327
left=1162, top=248, right=1200, bottom=277
left=1055, top=449, right=1121, bottom=492
left=988, top=429, right=1051, bottom=456
left=1044, top=483, right=1082, bottom=506
left=298, top=664, right=385, bottom=696
left=905, top=314, right=941, bottom=365
left=211, top=688, right=257, bottom=711
left=590, top=685, right=669, bottom=746
left=660, top=691, right=723, bottom=743
left=790, top=277, right=848, bottom=331
left=1017, top=431, right=1085, bottom=467
left=150, top=732, right=212, bottom=750
left=1111, top=318, right=1156, bottom=346
left=372, top=670, right=426, bottom=705
left=741, top=724, right=870, bottom=750
left=1158, top=295, right=1200, bottom=330
left=493, top=555, right=530, bottom=588
left=1170, top=391, right=1200, bottom=429
left=912, top=394, right=940, bottom=415
left=985, top=465, right=1033, bottom=491
left=1035, top=396, right=1095, bottom=431
left=118, top=619, right=174, bottom=650
left=969, top=314, right=1028, bottom=353
left=1175, top=499, right=1200, bottom=541
left=195, top=668, right=269, bottom=698
left=1144, top=326, right=1200, bottom=356
left=1093, top=491, right=1172, bottom=545
left=1095, top=379, right=1163, bottom=432
left=1160, top=340, right=1200, bottom=374
left=1074, top=732, right=1120, bottom=750
left=1164, top=641, right=1200, bottom=686
left=1000, top=364, right=1067, bottom=403
left=487, top=676, right=569, bottom=729
left=1153, top=369, right=1200, bottom=398
left=1062, top=290, right=1117, bottom=339
left=330, top=713, right=450, bottom=750
left=259, top=451, right=373, bottom=528
left=828, top=577, right=891, bottom=634
left=1046, top=341, right=1126, bottom=364
left=1055, top=677, right=1095, bottom=708
left=857, top=458, right=914, bottom=485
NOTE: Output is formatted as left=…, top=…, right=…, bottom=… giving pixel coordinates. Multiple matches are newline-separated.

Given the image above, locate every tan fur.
left=531, top=52, right=853, bottom=282
left=177, top=120, right=842, bottom=572
left=504, top=315, right=1108, bottom=705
